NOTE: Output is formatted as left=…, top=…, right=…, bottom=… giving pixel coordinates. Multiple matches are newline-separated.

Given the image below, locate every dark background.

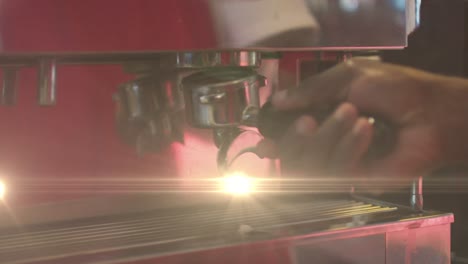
left=381, top=0, right=468, bottom=258
left=382, top=0, right=467, bottom=77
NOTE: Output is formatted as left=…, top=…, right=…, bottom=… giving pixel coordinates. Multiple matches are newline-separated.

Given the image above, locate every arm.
left=432, top=75, right=468, bottom=165
left=258, top=58, right=468, bottom=180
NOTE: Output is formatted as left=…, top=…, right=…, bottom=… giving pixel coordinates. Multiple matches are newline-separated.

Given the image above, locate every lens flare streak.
left=5, top=177, right=468, bottom=194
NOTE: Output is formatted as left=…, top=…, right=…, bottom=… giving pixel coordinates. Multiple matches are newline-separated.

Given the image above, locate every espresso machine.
left=0, top=0, right=455, bottom=263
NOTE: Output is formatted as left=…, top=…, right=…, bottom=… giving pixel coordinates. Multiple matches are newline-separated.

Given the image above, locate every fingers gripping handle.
left=257, top=101, right=396, bottom=161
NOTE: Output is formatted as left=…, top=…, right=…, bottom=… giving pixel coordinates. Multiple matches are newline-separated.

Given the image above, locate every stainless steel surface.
left=411, top=176, right=424, bottom=211
left=123, top=51, right=261, bottom=74
left=0, top=67, right=18, bottom=106
left=0, top=194, right=452, bottom=264
left=37, top=59, right=57, bottom=106
left=182, top=68, right=265, bottom=128
left=0, top=51, right=261, bottom=68
left=209, top=0, right=413, bottom=49
left=293, top=224, right=451, bottom=264
left=0, top=1, right=417, bottom=54
left=115, top=73, right=184, bottom=154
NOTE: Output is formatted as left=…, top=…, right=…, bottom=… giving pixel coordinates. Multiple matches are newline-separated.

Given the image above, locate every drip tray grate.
left=0, top=198, right=397, bottom=263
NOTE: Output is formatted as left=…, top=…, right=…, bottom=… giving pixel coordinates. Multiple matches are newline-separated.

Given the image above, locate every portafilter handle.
left=256, top=101, right=396, bottom=162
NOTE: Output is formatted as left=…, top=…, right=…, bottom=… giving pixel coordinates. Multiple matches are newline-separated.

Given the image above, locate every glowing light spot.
left=339, top=0, right=359, bottom=13
left=221, top=173, right=255, bottom=195
left=416, top=0, right=421, bottom=25
left=392, top=0, right=406, bottom=11
left=0, top=180, right=6, bottom=200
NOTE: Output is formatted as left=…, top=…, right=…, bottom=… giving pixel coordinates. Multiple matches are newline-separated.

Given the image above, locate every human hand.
left=257, top=58, right=468, bottom=182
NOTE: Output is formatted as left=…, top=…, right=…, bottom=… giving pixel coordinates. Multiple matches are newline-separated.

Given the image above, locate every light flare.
left=0, top=180, right=6, bottom=200
left=220, top=172, right=256, bottom=195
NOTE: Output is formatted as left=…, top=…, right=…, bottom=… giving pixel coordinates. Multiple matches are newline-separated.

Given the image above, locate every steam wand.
left=215, top=127, right=260, bottom=175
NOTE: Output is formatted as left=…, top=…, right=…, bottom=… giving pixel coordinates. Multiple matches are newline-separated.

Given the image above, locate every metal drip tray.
left=0, top=194, right=454, bottom=264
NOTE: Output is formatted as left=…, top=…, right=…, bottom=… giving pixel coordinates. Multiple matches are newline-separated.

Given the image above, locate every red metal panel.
left=0, top=0, right=216, bottom=52
left=0, top=1, right=219, bottom=205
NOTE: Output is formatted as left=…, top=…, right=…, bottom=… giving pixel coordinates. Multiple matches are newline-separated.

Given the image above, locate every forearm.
left=433, top=75, right=468, bottom=165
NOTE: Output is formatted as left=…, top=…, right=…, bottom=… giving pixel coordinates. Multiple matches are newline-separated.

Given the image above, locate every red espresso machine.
left=0, top=0, right=453, bottom=263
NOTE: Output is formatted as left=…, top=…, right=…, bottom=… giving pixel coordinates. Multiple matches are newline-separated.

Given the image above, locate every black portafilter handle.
left=257, top=101, right=396, bottom=161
